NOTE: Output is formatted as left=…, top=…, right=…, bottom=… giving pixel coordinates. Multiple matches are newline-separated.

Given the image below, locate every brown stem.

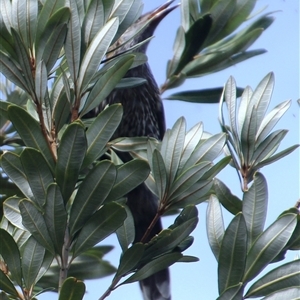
left=98, top=276, right=122, bottom=300
left=140, top=207, right=164, bottom=243
left=36, top=101, right=57, bottom=161
left=59, top=227, right=71, bottom=292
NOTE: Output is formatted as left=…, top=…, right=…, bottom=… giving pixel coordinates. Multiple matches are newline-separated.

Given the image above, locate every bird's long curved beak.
left=147, top=0, right=180, bottom=23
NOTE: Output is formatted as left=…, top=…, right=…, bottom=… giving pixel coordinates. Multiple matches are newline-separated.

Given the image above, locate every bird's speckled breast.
left=102, top=63, right=166, bottom=141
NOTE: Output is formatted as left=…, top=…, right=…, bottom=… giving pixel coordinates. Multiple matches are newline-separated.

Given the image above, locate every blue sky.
left=38, top=1, right=299, bottom=299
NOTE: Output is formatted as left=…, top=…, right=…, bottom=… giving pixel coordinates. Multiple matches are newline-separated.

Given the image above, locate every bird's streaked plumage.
left=87, top=2, right=178, bottom=299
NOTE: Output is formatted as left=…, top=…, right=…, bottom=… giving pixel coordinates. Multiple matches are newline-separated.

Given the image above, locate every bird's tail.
left=127, top=184, right=171, bottom=300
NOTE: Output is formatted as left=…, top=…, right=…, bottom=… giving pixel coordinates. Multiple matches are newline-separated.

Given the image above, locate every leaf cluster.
left=0, top=0, right=298, bottom=300
left=162, top=0, right=275, bottom=104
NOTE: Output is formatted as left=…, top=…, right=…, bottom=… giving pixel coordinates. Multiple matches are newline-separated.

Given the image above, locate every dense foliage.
left=0, top=0, right=299, bottom=299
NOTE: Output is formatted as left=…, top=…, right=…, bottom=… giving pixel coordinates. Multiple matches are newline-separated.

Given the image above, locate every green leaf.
left=260, top=287, right=300, bottom=300
left=168, top=162, right=211, bottom=202
left=19, top=199, right=55, bottom=255
left=116, top=205, right=135, bottom=251
left=152, top=149, right=167, bottom=200
left=73, top=202, right=127, bottom=257
left=35, top=60, right=47, bottom=103
left=242, top=172, right=268, bottom=249
left=35, top=249, right=54, bottom=285
left=20, top=148, right=54, bottom=207
left=143, top=211, right=198, bottom=260
left=166, top=87, right=244, bottom=104
left=7, top=105, right=55, bottom=172
left=256, top=100, right=291, bottom=145
left=69, top=246, right=116, bottom=280
left=1, top=152, right=34, bottom=200
left=123, top=252, right=182, bottom=284
left=206, top=195, right=224, bottom=261
left=110, top=136, right=156, bottom=152
left=224, top=76, right=239, bottom=144
left=65, top=0, right=81, bottom=84
left=218, top=213, right=247, bottom=294
left=168, top=25, right=185, bottom=76
left=82, top=0, right=104, bottom=46
left=246, top=259, right=300, bottom=298
left=248, top=72, right=274, bottom=129
left=13, top=0, right=37, bottom=49
left=0, top=52, right=28, bottom=92
left=243, top=213, right=297, bottom=283
left=0, top=269, right=19, bottom=298
left=41, top=23, right=68, bottom=73
left=44, top=183, right=67, bottom=255
left=1, top=0, right=13, bottom=34
left=35, top=0, right=68, bottom=45
left=83, top=104, right=123, bottom=167
left=252, top=130, right=288, bottom=166
left=174, top=14, right=212, bottom=74
left=3, top=196, right=26, bottom=230
left=0, top=291, right=10, bottom=300
left=167, top=179, right=212, bottom=210
left=80, top=54, right=134, bottom=115
left=217, top=283, right=244, bottom=300
left=116, top=243, right=145, bottom=277
left=38, top=246, right=115, bottom=287
left=161, top=117, right=186, bottom=185
left=184, top=28, right=263, bottom=77
left=220, top=0, right=256, bottom=37
left=255, top=144, right=299, bottom=170
left=201, top=156, right=231, bottom=181
left=56, top=122, right=87, bottom=202
left=213, top=179, right=243, bottom=215
left=10, top=28, right=35, bottom=93
left=105, top=159, right=150, bottom=202
left=115, top=77, right=147, bottom=89
left=52, top=87, right=71, bottom=134
left=0, top=229, right=22, bottom=286
left=177, top=122, right=203, bottom=173
left=58, top=277, right=85, bottom=300
left=204, top=0, right=236, bottom=45
left=22, top=236, right=46, bottom=290
left=78, top=17, right=119, bottom=93
left=182, top=133, right=226, bottom=171
left=69, top=160, right=117, bottom=235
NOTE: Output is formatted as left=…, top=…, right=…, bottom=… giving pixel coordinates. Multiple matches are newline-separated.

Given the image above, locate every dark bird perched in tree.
left=87, top=1, right=178, bottom=299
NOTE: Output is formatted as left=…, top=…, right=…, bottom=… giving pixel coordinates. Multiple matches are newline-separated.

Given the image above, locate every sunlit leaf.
left=80, top=54, right=133, bottom=116
left=56, top=122, right=87, bottom=202
left=0, top=229, right=22, bottom=286
left=243, top=213, right=297, bottom=283
left=65, top=0, right=81, bottom=84
left=123, top=252, right=182, bottom=284
left=20, top=148, right=54, bottom=207
left=69, top=160, right=117, bottom=235
left=22, top=236, right=45, bottom=289
left=73, top=202, right=127, bottom=257
left=242, top=172, right=268, bottom=249
left=218, top=213, right=247, bottom=294
left=44, top=183, right=67, bottom=255
left=77, top=17, right=119, bottom=92
left=245, top=259, right=300, bottom=298
left=58, top=277, right=85, bottom=300
left=105, top=159, right=150, bottom=202
left=19, top=199, right=55, bottom=255
left=206, top=195, right=224, bottom=261
left=7, top=105, right=55, bottom=172
left=116, top=243, right=145, bottom=277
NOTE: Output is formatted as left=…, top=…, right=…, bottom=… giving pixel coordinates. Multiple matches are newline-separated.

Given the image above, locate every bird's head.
left=108, top=0, right=179, bottom=56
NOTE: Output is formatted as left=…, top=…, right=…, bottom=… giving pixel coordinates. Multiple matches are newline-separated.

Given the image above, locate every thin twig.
left=98, top=276, right=122, bottom=300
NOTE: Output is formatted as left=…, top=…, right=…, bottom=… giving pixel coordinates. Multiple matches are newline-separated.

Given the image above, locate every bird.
left=86, top=1, right=178, bottom=299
